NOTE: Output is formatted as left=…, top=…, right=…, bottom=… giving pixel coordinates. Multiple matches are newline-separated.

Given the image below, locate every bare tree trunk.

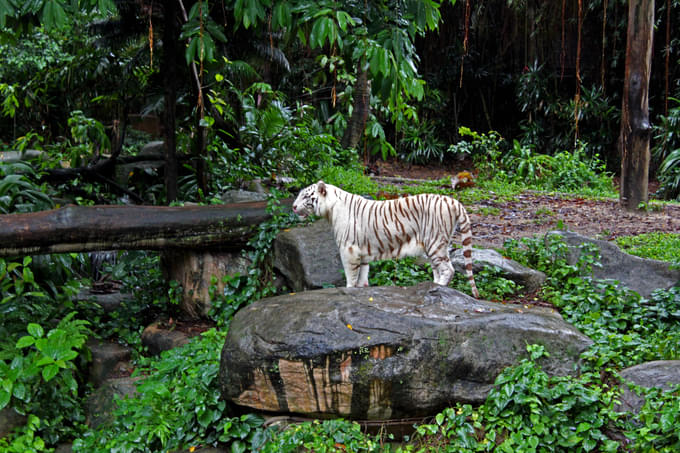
left=341, top=66, right=370, bottom=150
left=162, top=1, right=179, bottom=203
left=619, top=0, right=654, bottom=210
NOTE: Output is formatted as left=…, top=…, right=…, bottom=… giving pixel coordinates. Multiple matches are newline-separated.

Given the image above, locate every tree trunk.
left=162, top=2, right=179, bottom=203
left=619, top=0, right=654, bottom=210
left=341, top=65, right=371, bottom=149
left=0, top=201, right=289, bottom=257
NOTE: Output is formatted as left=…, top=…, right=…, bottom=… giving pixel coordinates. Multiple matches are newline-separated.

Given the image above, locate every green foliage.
left=73, top=328, right=266, bottom=452
left=623, top=383, right=680, bottom=452
left=262, top=418, right=386, bottom=452
left=0, top=161, right=53, bottom=213
left=0, top=311, right=90, bottom=447
left=652, top=97, right=680, bottom=200
left=180, top=1, right=227, bottom=66
left=615, top=232, right=680, bottom=264
left=209, top=192, right=299, bottom=325
left=93, top=251, right=182, bottom=349
left=503, top=234, right=680, bottom=370
left=398, top=119, right=446, bottom=164
left=516, top=62, right=619, bottom=163
left=317, top=166, right=379, bottom=196
left=368, top=257, right=518, bottom=300
left=407, top=345, right=621, bottom=452
left=205, top=78, right=351, bottom=191
left=500, top=140, right=614, bottom=195
left=65, top=110, right=111, bottom=167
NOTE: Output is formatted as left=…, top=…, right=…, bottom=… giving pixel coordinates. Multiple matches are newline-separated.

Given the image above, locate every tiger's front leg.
left=357, top=262, right=370, bottom=287
left=340, top=246, right=362, bottom=287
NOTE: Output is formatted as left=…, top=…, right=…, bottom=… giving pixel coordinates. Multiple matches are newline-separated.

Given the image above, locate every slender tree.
left=619, top=0, right=654, bottom=210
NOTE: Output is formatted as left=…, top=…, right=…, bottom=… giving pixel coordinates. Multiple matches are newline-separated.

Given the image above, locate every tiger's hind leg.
left=431, top=258, right=455, bottom=286
left=428, top=246, right=455, bottom=286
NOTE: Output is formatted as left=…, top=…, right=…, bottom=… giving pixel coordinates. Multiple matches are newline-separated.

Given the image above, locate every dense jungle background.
left=1, top=0, right=680, bottom=451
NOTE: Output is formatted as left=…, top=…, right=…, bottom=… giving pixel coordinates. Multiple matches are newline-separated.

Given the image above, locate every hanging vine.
left=573, top=0, right=583, bottom=143
left=601, top=0, right=608, bottom=91
left=459, top=0, right=470, bottom=88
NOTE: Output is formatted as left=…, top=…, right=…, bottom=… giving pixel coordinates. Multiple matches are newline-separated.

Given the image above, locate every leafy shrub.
left=205, top=78, right=353, bottom=192
left=398, top=119, right=446, bottom=164
left=652, top=97, right=680, bottom=200
left=317, top=166, right=379, bottom=196
left=262, top=419, right=386, bottom=452
left=503, top=234, right=680, bottom=369
left=209, top=192, right=299, bottom=324
left=73, top=329, right=267, bottom=452
left=501, top=140, right=613, bottom=195
left=408, top=345, right=621, bottom=452
left=0, top=161, right=53, bottom=214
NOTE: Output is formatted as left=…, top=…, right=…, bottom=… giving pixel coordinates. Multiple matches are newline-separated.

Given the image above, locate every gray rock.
left=618, top=360, right=680, bottom=414
left=547, top=231, right=680, bottom=298
left=140, top=140, right=165, bottom=155
left=0, top=149, right=44, bottom=162
left=0, top=407, right=26, bottom=439
left=220, top=189, right=268, bottom=204
left=86, top=377, right=141, bottom=428
left=273, top=220, right=345, bottom=290
left=87, top=340, right=132, bottom=387
left=452, top=248, right=546, bottom=293
left=76, top=289, right=131, bottom=313
left=220, top=283, right=591, bottom=419
left=141, top=320, right=190, bottom=356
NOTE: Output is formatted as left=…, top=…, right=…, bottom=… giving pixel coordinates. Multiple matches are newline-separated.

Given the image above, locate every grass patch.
left=615, top=232, right=680, bottom=263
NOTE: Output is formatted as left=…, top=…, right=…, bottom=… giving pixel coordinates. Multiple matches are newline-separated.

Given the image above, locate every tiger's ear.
left=317, top=180, right=327, bottom=196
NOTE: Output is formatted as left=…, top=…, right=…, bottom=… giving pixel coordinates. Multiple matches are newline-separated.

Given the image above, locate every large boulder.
left=548, top=231, right=680, bottom=298
left=220, top=283, right=591, bottom=419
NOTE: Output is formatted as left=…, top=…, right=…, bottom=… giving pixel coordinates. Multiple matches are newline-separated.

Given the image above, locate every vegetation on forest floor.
left=2, top=2, right=680, bottom=450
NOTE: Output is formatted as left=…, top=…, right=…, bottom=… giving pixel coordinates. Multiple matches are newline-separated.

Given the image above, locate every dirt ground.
left=374, top=160, right=680, bottom=250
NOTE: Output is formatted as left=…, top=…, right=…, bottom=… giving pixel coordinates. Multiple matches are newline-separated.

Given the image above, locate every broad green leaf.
left=16, top=335, right=35, bottom=348
left=27, top=323, right=43, bottom=338
left=272, top=1, right=291, bottom=29
left=0, top=389, right=10, bottom=410
left=42, top=364, right=59, bottom=382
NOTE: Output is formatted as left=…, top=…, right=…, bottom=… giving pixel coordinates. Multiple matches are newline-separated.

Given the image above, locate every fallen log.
left=0, top=200, right=291, bottom=257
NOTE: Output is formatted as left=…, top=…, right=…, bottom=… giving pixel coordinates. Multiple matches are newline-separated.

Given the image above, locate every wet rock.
left=86, top=377, right=141, bottom=428
left=0, top=407, right=26, bottom=439
left=547, top=231, right=680, bottom=297
left=141, top=320, right=190, bottom=356
left=87, top=340, right=132, bottom=387
left=220, top=189, right=268, bottom=204
left=618, top=360, right=680, bottom=414
left=220, top=283, right=591, bottom=419
left=273, top=220, right=345, bottom=290
left=76, top=289, right=131, bottom=313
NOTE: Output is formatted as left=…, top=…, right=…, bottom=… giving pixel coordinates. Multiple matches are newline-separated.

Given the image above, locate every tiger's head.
left=292, top=181, right=328, bottom=218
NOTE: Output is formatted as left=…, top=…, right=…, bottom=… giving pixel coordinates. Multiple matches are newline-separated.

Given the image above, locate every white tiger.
left=292, top=181, right=480, bottom=298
